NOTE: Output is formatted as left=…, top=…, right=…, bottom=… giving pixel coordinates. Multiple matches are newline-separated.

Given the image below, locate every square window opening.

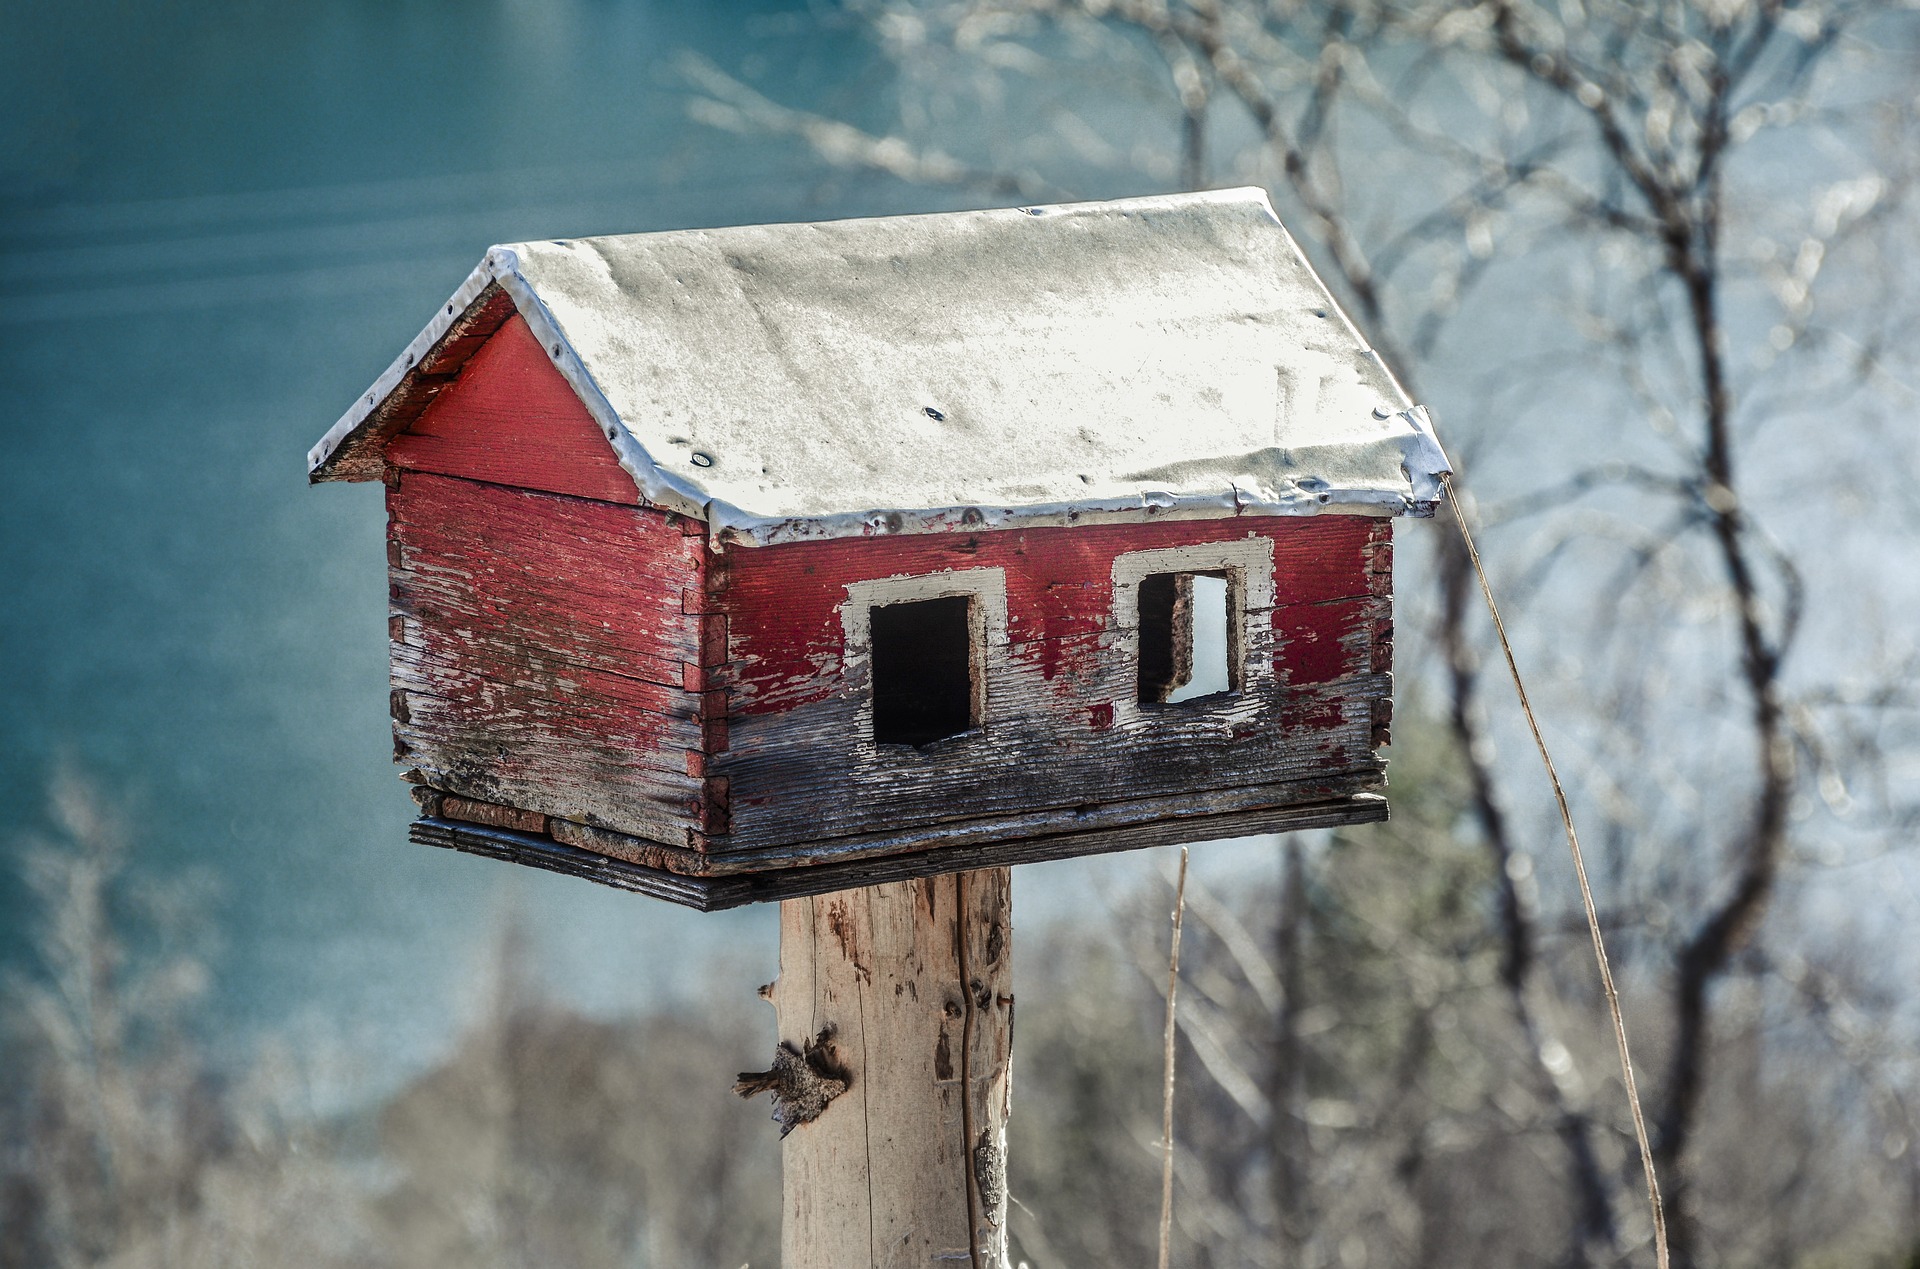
left=1138, top=571, right=1235, bottom=704
left=871, top=594, right=978, bottom=746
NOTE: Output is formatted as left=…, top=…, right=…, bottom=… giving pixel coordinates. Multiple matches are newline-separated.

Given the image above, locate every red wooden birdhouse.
left=311, top=189, right=1449, bottom=909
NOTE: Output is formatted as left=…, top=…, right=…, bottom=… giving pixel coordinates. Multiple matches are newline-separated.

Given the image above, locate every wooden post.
left=768, top=869, right=1014, bottom=1269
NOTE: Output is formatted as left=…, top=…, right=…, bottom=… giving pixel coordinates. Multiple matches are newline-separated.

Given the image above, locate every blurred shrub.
left=4, top=766, right=1915, bottom=1267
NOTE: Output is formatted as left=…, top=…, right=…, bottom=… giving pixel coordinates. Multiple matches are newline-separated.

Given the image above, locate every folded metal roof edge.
left=309, top=195, right=1453, bottom=547
left=702, top=400, right=1450, bottom=546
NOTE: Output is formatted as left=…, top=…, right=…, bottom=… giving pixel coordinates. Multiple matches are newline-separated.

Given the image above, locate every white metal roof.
left=310, top=188, right=1449, bottom=545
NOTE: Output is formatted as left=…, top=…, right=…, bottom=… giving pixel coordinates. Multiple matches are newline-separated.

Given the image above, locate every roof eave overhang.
left=306, top=250, right=714, bottom=524
left=307, top=260, right=503, bottom=484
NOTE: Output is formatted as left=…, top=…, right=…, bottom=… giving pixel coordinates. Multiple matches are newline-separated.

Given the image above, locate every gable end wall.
left=385, top=311, right=641, bottom=504
left=381, top=317, right=720, bottom=848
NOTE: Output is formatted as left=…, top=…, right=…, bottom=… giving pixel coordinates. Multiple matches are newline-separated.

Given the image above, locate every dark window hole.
left=872, top=595, right=977, bottom=746
left=1138, top=572, right=1232, bottom=704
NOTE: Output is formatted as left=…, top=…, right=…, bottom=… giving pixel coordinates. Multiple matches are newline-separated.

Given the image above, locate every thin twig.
left=1441, top=471, right=1671, bottom=1269
left=1158, top=846, right=1190, bottom=1269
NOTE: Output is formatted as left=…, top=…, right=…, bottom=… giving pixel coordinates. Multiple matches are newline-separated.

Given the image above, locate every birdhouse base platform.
left=407, top=792, right=1387, bottom=911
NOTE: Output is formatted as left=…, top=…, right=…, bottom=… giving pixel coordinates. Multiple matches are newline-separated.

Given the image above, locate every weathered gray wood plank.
left=715, top=673, right=1386, bottom=853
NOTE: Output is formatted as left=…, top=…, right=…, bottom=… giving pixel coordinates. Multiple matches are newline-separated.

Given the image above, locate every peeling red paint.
left=722, top=515, right=1382, bottom=717
left=387, top=470, right=706, bottom=826
left=1274, top=597, right=1373, bottom=687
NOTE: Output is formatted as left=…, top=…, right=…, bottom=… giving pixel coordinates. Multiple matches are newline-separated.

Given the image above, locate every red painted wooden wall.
left=375, top=313, right=1392, bottom=862
left=714, top=517, right=1391, bottom=856
left=382, top=314, right=717, bottom=845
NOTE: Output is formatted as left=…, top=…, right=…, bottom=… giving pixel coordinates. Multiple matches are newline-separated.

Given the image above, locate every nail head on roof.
left=922, top=406, right=945, bottom=421
left=691, top=451, right=716, bottom=468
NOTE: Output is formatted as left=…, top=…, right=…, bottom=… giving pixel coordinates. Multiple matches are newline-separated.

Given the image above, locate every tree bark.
left=771, top=870, right=1014, bottom=1269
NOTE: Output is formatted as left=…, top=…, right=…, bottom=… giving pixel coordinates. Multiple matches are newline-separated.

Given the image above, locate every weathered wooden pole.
left=765, top=869, right=1014, bottom=1269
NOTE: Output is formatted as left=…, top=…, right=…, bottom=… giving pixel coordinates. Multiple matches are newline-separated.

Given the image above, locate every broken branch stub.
left=734, top=1026, right=849, bottom=1137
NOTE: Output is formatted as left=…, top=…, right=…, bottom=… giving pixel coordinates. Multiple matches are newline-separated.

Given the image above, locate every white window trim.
left=1110, top=539, right=1276, bottom=725
left=840, top=567, right=1010, bottom=751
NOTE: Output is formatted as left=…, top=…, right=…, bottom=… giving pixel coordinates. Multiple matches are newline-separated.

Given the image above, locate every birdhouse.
left=311, top=188, right=1449, bottom=909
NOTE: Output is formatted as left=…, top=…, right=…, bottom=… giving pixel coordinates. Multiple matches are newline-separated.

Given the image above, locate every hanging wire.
left=1440, top=471, right=1670, bottom=1268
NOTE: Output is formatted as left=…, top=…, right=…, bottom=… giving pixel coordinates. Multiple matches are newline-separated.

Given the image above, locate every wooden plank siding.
left=712, top=515, right=1393, bottom=855
left=385, top=474, right=712, bottom=847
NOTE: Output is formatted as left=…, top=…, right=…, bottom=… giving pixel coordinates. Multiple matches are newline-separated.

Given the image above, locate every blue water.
left=0, top=0, right=1005, bottom=1076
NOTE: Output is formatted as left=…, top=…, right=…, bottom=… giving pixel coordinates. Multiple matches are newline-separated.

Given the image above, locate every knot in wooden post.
left=735, top=1026, right=851, bottom=1137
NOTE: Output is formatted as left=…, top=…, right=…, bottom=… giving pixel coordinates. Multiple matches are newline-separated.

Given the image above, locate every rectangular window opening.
left=871, top=594, right=977, bottom=746
left=1138, top=571, right=1234, bottom=704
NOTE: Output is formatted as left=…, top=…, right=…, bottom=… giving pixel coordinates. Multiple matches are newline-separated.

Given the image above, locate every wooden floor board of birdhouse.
left=697, top=769, right=1385, bottom=875
left=410, top=791, right=1390, bottom=909
left=417, top=765, right=1383, bottom=881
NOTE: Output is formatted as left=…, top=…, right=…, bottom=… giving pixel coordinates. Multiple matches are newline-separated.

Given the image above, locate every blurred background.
left=3, top=1, right=1918, bottom=1266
